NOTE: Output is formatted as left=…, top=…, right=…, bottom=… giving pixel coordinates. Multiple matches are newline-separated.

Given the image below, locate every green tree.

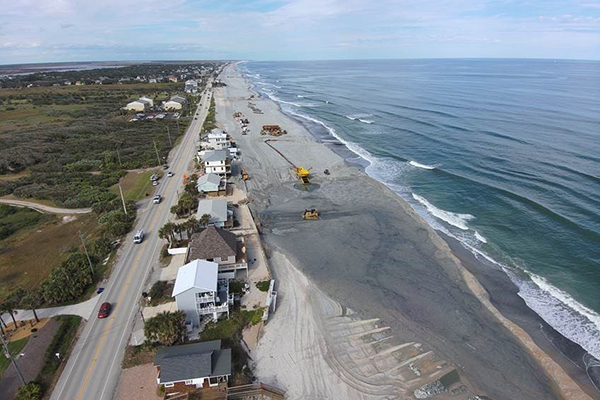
left=20, top=289, right=43, bottom=323
left=199, top=213, right=211, bottom=227
left=144, top=311, right=186, bottom=346
left=15, top=382, right=43, bottom=400
left=1, top=294, right=20, bottom=326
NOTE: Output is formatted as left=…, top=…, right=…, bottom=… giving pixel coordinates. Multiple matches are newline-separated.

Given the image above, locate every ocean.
left=241, top=59, right=600, bottom=365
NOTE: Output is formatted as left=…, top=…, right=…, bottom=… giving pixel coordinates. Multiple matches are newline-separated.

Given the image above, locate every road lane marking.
left=98, top=102, right=207, bottom=400
left=74, top=98, right=207, bottom=400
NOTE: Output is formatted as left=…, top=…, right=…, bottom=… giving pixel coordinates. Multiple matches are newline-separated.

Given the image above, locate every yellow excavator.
left=294, top=166, right=311, bottom=184
left=302, top=209, right=319, bottom=220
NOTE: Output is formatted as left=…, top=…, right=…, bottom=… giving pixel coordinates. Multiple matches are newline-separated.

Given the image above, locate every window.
left=209, top=377, right=218, bottom=386
left=185, top=380, right=193, bottom=385
left=164, top=383, right=174, bottom=388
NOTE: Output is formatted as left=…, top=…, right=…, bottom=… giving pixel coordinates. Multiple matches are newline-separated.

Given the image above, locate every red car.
left=98, top=302, right=112, bottom=319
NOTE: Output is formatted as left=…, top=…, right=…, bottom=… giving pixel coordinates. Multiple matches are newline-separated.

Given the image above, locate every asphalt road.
left=50, top=81, right=214, bottom=400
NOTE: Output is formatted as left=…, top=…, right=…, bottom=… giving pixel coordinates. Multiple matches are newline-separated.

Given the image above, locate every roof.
left=127, top=100, right=144, bottom=106
left=197, top=173, right=221, bottom=191
left=196, top=198, right=228, bottom=223
left=155, top=340, right=232, bottom=383
left=188, top=226, right=237, bottom=261
left=203, top=149, right=228, bottom=163
left=138, top=97, right=153, bottom=104
left=172, top=260, right=218, bottom=297
left=170, top=95, right=187, bottom=103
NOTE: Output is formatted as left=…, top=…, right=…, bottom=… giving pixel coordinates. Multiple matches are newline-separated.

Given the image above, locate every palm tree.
left=1, top=297, right=18, bottom=327
left=144, top=311, right=186, bottom=346
left=20, top=290, right=42, bottom=323
left=199, top=213, right=211, bottom=227
left=158, top=226, right=171, bottom=245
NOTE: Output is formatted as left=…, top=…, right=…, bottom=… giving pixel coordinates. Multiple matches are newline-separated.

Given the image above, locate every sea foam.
left=244, top=66, right=600, bottom=362
left=409, top=161, right=436, bottom=170
left=412, top=194, right=474, bottom=230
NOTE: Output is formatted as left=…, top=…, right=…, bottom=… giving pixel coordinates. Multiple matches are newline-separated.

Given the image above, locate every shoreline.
left=240, top=65, right=600, bottom=398
left=220, top=63, right=596, bottom=399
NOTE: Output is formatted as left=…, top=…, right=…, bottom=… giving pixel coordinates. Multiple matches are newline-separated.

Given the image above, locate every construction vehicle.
left=261, top=125, right=286, bottom=136
left=241, top=168, right=249, bottom=181
left=294, top=166, right=311, bottom=184
left=302, top=209, right=319, bottom=220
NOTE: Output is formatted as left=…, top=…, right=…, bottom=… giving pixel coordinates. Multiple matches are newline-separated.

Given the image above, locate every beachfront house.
left=196, top=198, right=233, bottom=229
left=187, top=226, right=248, bottom=279
left=202, top=130, right=230, bottom=150
left=154, top=340, right=231, bottom=394
left=172, top=260, right=233, bottom=327
left=197, top=173, right=226, bottom=197
left=203, top=149, right=231, bottom=176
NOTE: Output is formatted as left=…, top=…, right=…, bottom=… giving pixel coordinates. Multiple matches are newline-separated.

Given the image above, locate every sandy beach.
left=213, top=63, right=596, bottom=400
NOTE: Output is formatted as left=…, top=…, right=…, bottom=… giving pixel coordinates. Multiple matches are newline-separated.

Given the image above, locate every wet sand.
left=214, top=63, right=596, bottom=400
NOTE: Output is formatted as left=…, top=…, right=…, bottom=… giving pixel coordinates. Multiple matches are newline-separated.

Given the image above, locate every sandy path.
left=0, top=198, right=91, bottom=214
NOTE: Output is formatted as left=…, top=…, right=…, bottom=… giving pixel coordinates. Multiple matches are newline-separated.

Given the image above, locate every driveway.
left=0, top=319, right=61, bottom=400
left=1, top=295, right=101, bottom=324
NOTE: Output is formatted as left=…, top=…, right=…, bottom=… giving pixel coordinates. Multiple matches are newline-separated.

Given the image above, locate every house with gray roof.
left=173, top=260, right=233, bottom=327
left=154, top=340, right=231, bottom=394
left=187, top=226, right=247, bottom=279
left=197, top=173, right=226, bottom=197
left=202, top=149, right=231, bottom=176
left=196, top=198, right=232, bottom=229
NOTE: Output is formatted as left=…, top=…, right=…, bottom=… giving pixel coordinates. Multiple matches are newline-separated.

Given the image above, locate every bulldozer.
left=302, top=209, right=319, bottom=220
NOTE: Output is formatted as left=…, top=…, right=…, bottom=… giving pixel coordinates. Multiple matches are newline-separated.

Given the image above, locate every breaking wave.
left=412, top=193, right=475, bottom=230
left=409, top=161, right=436, bottom=170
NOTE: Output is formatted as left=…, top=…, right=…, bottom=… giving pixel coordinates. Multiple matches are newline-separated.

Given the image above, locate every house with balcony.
left=173, top=260, right=233, bottom=327
left=197, top=173, right=226, bottom=197
left=202, top=149, right=231, bottom=176
left=196, top=198, right=233, bottom=229
left=155, top=340, right=231, bottom=395
left=187, top=226, right=248, bottom=280
left=202, top=130, right=230, bottom=150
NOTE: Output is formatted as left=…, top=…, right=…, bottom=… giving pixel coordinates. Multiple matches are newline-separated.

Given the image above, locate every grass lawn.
left=110, top=170, right=157, bottom=202
left=0, top=212, right=98, bottom=301
left=0, top=336, right=29, bottom=378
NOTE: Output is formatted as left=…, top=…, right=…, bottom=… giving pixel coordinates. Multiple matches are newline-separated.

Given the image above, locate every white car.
left=152, top=180, right=159, bottom=186
left=167, top=171, right=174, bottom=177
left=153, top=195, right=162, bottom=204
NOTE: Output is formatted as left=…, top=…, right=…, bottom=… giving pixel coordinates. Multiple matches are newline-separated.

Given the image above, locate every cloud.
left=0, top=0, right=599, bottom=63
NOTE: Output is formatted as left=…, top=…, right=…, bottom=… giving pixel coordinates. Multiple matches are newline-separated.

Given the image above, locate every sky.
left=1, top=0, right=599, bottom=64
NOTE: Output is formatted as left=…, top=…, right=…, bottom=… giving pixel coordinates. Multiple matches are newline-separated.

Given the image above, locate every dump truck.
left=302, top=209, right=319, bottom=220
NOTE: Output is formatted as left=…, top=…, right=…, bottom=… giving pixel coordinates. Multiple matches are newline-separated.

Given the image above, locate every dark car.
left=98, top=302, right=112, bottom=319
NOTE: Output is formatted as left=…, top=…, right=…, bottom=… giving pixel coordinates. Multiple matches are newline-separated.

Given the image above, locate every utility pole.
left=153, top=141, right=161, bottom=166
left=0, top=333, right=26, bottom=386
left=79, top=232, right=94, bottom=276
left=176, top=119, right=180, bottom=135
left=166, top=126, right=172, bottom=147
left=118, top=184, right=128, bottom=216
